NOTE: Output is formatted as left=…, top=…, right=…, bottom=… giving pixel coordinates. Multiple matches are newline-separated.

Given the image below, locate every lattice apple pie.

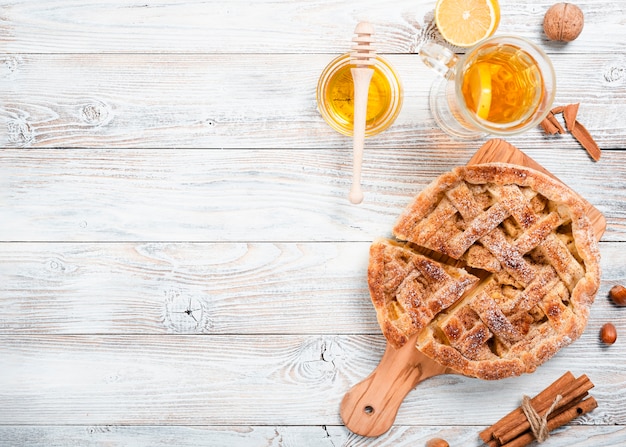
left=368, top=163, right=600, bottom=380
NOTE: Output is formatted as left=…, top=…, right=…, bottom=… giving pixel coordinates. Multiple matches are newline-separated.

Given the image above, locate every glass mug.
left=420, top=35, right=556, bottom=139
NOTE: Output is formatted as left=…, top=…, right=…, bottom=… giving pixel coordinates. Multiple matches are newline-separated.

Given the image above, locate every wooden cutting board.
left=340, top=138, right=605, bottom=437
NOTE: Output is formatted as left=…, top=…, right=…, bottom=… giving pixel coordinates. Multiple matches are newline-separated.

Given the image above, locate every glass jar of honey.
left=317, top=53, right=403, bottom=137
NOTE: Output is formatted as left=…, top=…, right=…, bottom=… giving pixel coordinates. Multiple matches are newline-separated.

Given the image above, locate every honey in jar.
left=317, top=54, right=402, bottom=137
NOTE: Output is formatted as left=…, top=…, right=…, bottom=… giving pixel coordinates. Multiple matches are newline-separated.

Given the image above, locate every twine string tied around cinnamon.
left=521, top=393, right=563, bottom=443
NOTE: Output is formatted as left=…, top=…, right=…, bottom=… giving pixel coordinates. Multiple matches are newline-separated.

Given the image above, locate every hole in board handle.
left=364, top=405, right=375, bottom=415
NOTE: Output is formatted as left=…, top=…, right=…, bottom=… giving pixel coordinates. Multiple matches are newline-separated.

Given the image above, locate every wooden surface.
left=1, top=1, right=626, bottom=446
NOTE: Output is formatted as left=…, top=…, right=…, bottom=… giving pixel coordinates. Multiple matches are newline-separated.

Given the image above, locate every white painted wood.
left=1, top=0, right=625, bottom=444
left=0, top=425, right=344, bottom=447
left=1, top=425, right=625, bottom=447
left=0, top=1, right=624, bottom=54
left=0, top=54, right=624, bottom=149
left=0, top=332, right=625, bottom=427
left=0, top=148, right=624, bottom=242
left=1, top=242, right=624, bottom=335
left=0, top=242, right=374, bottom=334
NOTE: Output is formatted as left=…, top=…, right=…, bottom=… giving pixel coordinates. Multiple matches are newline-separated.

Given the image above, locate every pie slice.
left=368, top=163, right=601, bottom=380
left=368, top=239, right=480, bottom=349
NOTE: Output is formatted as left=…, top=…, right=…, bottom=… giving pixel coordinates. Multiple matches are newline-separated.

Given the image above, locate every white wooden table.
left=1, top=1, right=625, bottom=445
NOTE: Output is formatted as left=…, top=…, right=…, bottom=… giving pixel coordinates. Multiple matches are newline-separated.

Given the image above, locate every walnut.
left=543, top=3, right=584, bottom=42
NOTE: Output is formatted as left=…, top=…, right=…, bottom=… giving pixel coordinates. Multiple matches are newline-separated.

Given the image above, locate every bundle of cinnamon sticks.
left=480, top=371, right=597, bottom=447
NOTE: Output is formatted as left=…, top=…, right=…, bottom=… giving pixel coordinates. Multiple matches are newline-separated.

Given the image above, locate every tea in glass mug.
left=421, top=35, right=556, bottom=139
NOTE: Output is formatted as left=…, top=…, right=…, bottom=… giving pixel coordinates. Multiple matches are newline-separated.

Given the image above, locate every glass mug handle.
left=419, top=41, right=483, bottom=139
left=419, top=41, right=458, bottom=78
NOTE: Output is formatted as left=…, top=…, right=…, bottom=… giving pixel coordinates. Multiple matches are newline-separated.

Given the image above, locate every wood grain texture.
left=0, top=242, right=374, bottom=334
left=0, top=0, right=624, bottom=54
left=0, top=332, right=624, bottom=427
left=1, top=148, right=625, bottom=242
left=0, top=425, right=344, bottom=447
left=1, top=425, right=626, bottom=447
left=0, top=241, right=624, bottom=334
left=1, top=54, right=625, bottom=149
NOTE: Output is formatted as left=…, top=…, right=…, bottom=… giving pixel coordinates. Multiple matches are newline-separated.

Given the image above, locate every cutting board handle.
left=340, top=335, right=451, bottom=437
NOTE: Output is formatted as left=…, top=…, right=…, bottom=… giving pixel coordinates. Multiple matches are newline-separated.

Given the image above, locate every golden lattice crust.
left=368, top=239, right=480, bottom=349
left=368, top=163, right=601, bottom=380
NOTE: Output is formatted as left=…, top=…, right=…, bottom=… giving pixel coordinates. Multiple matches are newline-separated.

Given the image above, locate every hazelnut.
left=610, top=285, right=626, bottom=306
left=600, top=323, right=617, bottom=345
left=543, top=3, right=584, bottom=42
left=426, top=439, right=450, bottom=447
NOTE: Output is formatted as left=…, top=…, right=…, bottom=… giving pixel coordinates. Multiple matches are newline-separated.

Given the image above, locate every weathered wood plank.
left=0, top=426, right=338, bottom=447
left=0, top=0, right=623, bottom=54
left=1, top=54, right=624, bottom=149
left=0, top=333, right=624, bottom=426
left=0, top=241, right=623, bottom=334
left=0, top=242, right=374, bottom=334
left=1, top=148, right=624, bottom=242
left=1, top=425, right=625, bottom=447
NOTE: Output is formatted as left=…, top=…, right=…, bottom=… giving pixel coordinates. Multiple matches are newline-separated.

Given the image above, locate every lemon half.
left=435, top=0, right=501, bottom=48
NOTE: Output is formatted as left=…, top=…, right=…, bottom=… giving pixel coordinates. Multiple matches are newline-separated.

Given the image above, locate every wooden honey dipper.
left=348, top=22, right=376, bottom=204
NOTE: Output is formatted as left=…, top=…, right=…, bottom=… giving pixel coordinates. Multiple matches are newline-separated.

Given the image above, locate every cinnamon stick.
left=494, top=374, right=593, bottom=444
left=570, top=121, right=602, bottom=161
left=563, top=103, right=580, bottom=131
left=540, top=112, right=561, bottom=135
left=540, top=118, right=558, bottom=135
left=479, top=371, right=575, bottom=443
left=547, top=113, right=566, bottom=134
left=540, top=111, right=566, bottom=134
left=500, top=396, right=598, bottom=447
